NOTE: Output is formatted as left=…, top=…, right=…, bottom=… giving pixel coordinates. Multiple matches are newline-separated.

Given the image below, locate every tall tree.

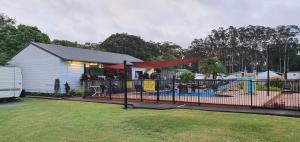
left=0, top=13, right=15, bottom=28
left=52, top=39, right=103, bottom=51
left=188, top=25, right=300, bottom=73
left=100, top=33, right=182, bottom=61
left=273, top=25, right=299, bottom=78
left=0, top=14, right=50, bottom=64
left=101, top=33, right=156, bottom=60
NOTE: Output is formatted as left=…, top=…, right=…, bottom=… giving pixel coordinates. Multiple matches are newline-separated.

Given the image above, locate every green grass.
left=1, top=99, right=300, bottom=142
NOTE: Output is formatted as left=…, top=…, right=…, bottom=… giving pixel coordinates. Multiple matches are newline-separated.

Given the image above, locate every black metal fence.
left=82, top=79, right=300, bottom=110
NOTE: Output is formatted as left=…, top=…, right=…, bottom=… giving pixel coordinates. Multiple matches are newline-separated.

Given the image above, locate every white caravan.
left=0, top=66, right=22, bottom=99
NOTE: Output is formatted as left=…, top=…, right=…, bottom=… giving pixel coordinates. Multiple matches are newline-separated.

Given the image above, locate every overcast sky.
left=1, top=0, right=300, bottom=48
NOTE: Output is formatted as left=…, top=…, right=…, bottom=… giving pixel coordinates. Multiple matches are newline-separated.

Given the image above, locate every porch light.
left=69, top=61, right=82, bottom=69
left=69, top=61, right=82, bottom=66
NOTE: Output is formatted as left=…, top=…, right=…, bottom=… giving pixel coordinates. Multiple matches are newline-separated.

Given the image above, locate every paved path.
left=0, top=102, right=28, bottom=109
left=27, top=96, right=300, bottom=117
left=133, top=102, right=300, bottom=117
left=27, top=96, right=132, bottom=106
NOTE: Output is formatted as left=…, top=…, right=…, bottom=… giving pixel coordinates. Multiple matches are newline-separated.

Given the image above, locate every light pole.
left=267, top=44, right=270, bottom=96
left=284, top=41, right=288, bottom=80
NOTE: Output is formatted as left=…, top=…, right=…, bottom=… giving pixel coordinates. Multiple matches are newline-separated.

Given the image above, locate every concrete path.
left=26, top=96, right=300, bottom=117
left=0, top=102, right=28, bottom=109
left=27, top=96, right=132, bottom=106
left=132, top=102, right=300, bottom=117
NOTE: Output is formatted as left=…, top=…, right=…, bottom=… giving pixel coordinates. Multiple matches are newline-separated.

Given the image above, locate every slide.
left=215, top=81, right=240, bottom=94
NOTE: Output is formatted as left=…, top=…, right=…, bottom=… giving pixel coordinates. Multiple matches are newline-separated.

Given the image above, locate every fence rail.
left=82, top=79, right=300, bottom=110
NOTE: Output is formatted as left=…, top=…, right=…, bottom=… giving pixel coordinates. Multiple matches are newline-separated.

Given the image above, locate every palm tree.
left=199, top=58, right=227, bottom=79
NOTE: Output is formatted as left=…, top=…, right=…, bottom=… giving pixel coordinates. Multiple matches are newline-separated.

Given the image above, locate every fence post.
left=156, top=79, right=160, bottom=103
left=140, top=79, right=143, bottom=102
left=197, top=80, right=200, bottom=105
left=123, top=60, right=128, bottom=109
left=250, top=80, right=253, bottom=108
left=172, top=75, right=175, bottom=104
left=267, top=44, right=270, bottom=96
left=109, top=79, right=112, bottom=100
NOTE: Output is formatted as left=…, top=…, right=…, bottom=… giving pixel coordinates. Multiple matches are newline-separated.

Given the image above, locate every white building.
left=224, top=72, right=242, bottom=80
left=131, top=67, right=146, bottom=80
left=256, top=71, right=283, bottom=80
left=287, top=71, right=300, bottom=80
left=9, top=42, right=143, bottom=93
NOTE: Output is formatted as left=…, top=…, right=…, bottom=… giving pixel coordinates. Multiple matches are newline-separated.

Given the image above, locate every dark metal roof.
left=31, top=42, right=143, bottom=64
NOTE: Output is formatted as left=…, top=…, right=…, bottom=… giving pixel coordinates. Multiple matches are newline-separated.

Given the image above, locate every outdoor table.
left=90, top=85, right=101, bottom=96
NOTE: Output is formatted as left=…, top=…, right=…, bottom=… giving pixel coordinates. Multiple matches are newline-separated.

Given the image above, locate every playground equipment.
left=215, top=80, right=240, bottom=94
left=241, top=69, right=256, bottom=95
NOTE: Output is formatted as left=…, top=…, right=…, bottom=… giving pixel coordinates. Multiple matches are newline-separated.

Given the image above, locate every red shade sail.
left=104, top=64, right=125, bottom=70
left=133, top=56, right=211, bottom=68
left=104, top=56, right=212, bottom=70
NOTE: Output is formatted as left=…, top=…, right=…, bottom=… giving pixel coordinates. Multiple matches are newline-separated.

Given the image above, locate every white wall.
left=59, top=61, right=84, bottom=92
left=9, top=45, right=86, bottom=93
left=287, top=72, right=300, bottom=80
left=131, top=67, right=145, bottom=80
left=9, top=45, right=61, bottom=93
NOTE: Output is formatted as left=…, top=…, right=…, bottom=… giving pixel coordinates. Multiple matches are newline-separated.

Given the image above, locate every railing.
left=82, top=79, right=300, bottom=110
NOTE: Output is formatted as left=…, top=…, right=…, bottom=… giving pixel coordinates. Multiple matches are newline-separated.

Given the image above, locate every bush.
left=68, top=89, right=76, bottom=96
left=54, top=79, right=60, bottom=93
left=256, top=85, right=281, bottom=92
left=20, top=89, right=26, bottom=98
left=270, top=77, right=284, bottom=88
left=52, top=93, right=63, bottom=97
left=21, top=92, right=64, bottom=97
left=64, top=82, right=70, bottom=94
left=66, top=90, right=83, bottom=97
left=75, top=92, right=83, bottom=97
left=179, top=71, right=194, bottom=84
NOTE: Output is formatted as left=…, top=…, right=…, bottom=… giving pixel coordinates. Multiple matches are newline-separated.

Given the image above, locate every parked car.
left=0, top=66, right=22, bottom=100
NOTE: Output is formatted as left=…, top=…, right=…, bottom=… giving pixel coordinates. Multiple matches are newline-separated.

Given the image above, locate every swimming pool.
left=159, top=89, right=216, bottom=97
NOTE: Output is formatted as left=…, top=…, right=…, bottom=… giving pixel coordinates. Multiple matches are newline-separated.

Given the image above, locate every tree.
left=272, top=25, right=300, bottom=78
left=0, top=14, right=50, bottom=65
left=188, top=25, right=300, bottom=73
left=179, top=71, right=194, bottom=84
left=52, top=39, right=104, bottom=51
left=156, top=42, right=182, bottom=59
left=199, top=58, right=227, bottom=79
left=0, top=13, right=15, bottom=28
left=101, top=33, right=154, bottom=60
left=100, top=33, right=182, bottom=61
left=52, top=39, right=81, bottom=47
left=147, top=54, right=178, bottom=61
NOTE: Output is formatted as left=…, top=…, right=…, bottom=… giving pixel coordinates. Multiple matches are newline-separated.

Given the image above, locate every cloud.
left=1, top=0, right=300, bottom=48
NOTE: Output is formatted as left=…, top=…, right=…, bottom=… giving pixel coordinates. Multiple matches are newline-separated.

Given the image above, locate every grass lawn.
left=0, top=99, right=300, bottom=142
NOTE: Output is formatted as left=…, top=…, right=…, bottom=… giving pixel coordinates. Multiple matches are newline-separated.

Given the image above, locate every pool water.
left=159, top=89, right=216, bottom=97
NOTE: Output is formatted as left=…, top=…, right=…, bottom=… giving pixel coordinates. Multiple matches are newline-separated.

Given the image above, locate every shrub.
left=54, top=79, right=60, bottom=93
left=20, top=89, right=26, bottom=98
left=75, top=92, right=83, bottom=97
left=52, top=93, right=62, bottom=97
left=64, top=82, right=70, bottom=94
left=68, top=89, right=76, bottom=96
left=270, top=77, right=284, bottom=88
left=256, top=85, right=281, bottom=92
